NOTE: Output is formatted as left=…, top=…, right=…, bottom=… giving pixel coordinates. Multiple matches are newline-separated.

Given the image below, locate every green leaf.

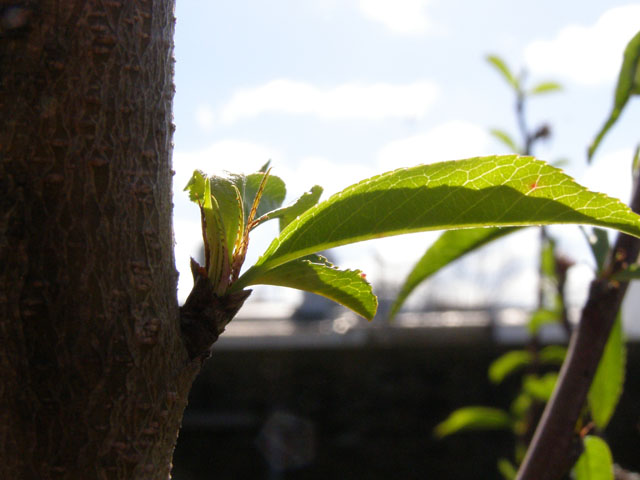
left=490, top=347, right=566, bottom=387
left=264, top=185, right=324, bottom=231
left=390, top=227, right=518, bottom=319
left=490, top=128, right=521, bottom=153
left=528, top=81, right=563, bottom=95
left=487, top=55, right=520, bottom=91
left=573, top=436, right=614, bottom=480
left=588, top=313, right=625, bottom=429
left=522, top=372, right=558, bottom=402
left=539, top=345, right=567, bottom=364
left=232, top=172, right=287, bottom=226
left=540, top=235, right=557, bottom=280
left=581, top=227, right=610, bottom=275
left=248, top=254, right=377, bottom=320
left=528, top=308, right=560, bottom=335
left=234, top=155, right=640, bottom=292
left=497, top=458, right=518, bottom=480
left=184, top=169, right=207, bottom=203
left=511, top=392, right=533, bottom=420
left=488, top=350, right=532, bottom=384
left=588, top=30, right=640, bottom=161
left=612, top=263, right=640, bottom=280
left=434, top=407, right=512, bottom=438
left=209, top=176, right=243, bottom=264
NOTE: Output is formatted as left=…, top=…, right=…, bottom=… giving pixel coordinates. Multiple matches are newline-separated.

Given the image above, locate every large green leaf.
left=434, top=406, right=512, bottom=438
left=390, top=227, right=517, bottom=318
left=249, top=254, right=377, bottom=320
left=573, top=436, right=614, bottom=480
left=234, top=155, right=640, bottom=291
left=588, top=30, right=640, bottom=161
left=588, top=314, right=625, bottom=429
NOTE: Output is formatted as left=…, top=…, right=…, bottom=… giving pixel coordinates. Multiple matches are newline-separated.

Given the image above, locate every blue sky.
left=171, top=1, right=640, bottom=323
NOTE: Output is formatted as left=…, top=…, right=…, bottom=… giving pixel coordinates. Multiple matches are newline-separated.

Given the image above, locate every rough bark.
left=0, top=1, right=210, bottom=478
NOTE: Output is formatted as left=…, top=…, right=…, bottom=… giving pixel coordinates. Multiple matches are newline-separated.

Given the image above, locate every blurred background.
left=170, top=1, right=640, bottom=478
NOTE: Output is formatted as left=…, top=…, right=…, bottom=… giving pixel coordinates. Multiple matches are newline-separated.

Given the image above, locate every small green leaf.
left=390, top=227, right=518, bottom=319
left=209, top=176, right=244, bottom=264
left=487, top=55, right=520, bottom=90
left=264, top=185, right=324, bottom=231
left=247, top=254, right=377, bottom=320
left=434, top=407, right=512, bottom=438
left=184, top=170, right=207, bottom=203
left=234, top=155, right=640, bottom=292
left=490, top=128, right=521, bottom=153
left=539, top=345, right=567, bottom=364
left=528, top=308, right=560, bottom=335
left=540, top=235, right=557, bottom=280
left=511, top=392, right=533, bottom=420
left=497, top=458, right=518, bottom=480
left=522, top=372, right=557, bottom=402
left=488, top=350, right=532, bottom=384
left=588, top=30, right=640, bottom=161
left=588, top=313, right=625, bottom=429
left=573, top=436, right=614, bottom=480
left=581, top=227, right=610, bottom=275
left=232, top=172, right=287, bottom=226
left=528, top=81, right=563, bottom=95
left=612, top=263, right=640, bottom=280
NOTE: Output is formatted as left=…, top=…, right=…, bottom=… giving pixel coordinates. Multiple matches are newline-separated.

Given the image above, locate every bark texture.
left=0, top=1, right=203, bottom=478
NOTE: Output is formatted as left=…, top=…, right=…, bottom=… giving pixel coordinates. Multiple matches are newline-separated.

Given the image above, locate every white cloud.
left=357, top=0, right=433, bottom=35
left=195, top=105, right=215, bottom=131
left=220, top=79, right=439, bottom=124
left=524, top=5, right=640, bottom=86
left=376, top=121, right=492, bottom=171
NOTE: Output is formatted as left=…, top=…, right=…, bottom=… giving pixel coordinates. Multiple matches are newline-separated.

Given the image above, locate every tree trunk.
left=0, top=1, right=202, bottom=478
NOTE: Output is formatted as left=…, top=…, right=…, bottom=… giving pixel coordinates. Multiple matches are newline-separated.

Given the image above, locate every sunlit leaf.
left=539, top=345, right=567, bottom=364
left=209, top=176, right=243, bottom=263
left=233, top=155, right=640, bottom=293
left=489, top=350, right=532, bottom=384
left=232, top=172, right=287, bottom=226
left=264, top=185, right=324, bottom=231
left=528, top=308, right=560, bottom=335
left=528, top=81, right=563, bottom=95
left=434, top=407, right=512, bottom=438
left=522, top=372, right=557, bottom=402
left=490, top=128, right=521, bottom=153
left=248, top=254, right=377, bottom=320
left=487, top=55, right=519, bottom=90
left=497, top=458, right=517, bottom=480
left=573, top=436, right=614, bottom=480
left=588, top=30, right=640, bottom=161
left=588, top=314, right=625, bottom=429
left=390, top=227, right=517, bottom=319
